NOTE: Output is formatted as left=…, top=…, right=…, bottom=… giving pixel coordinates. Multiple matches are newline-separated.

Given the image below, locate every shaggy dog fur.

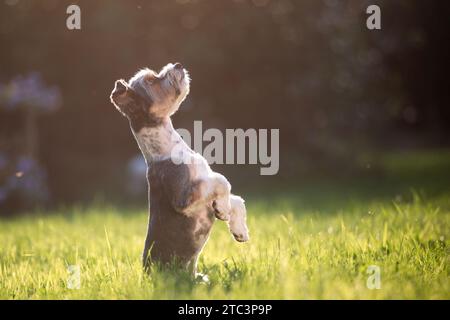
left=110, top=63, right=249, bottom=274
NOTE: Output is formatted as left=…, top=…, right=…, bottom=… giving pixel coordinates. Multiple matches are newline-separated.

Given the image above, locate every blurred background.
left=0, top=0, right=449, bottom=214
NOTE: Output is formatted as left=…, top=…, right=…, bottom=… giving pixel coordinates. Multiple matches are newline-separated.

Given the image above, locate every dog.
left=110, top=63, right=249, bottom=275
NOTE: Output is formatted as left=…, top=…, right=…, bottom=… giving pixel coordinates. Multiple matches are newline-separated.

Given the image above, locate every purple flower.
left=0, top=72, right=62, bottom=112
left=16, top=156, right=36, bottom=173
left=0, top=152, right=8, bottom=170
left=0, top=155, right=50, bottom=203
left=127, top=154, right=147, bottom=176
left=126, top=154, right=147, bottom=196
left=0, top=187, right=8, bottom=202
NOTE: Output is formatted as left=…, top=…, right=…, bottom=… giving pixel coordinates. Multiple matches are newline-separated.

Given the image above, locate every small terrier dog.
left=110, top=63, right=249, bottom=275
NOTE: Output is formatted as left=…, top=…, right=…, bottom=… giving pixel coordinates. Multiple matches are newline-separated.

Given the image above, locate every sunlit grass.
left=0, top=190, right=448, bottom=299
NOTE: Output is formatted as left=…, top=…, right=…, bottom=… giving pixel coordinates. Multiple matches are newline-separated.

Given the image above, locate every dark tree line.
left=0, top=0, right=448, bottom=210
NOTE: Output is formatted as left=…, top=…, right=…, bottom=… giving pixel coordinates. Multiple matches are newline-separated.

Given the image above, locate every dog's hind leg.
left=142, top=234, right=153, bottom=271
left=188, top=255, right=210, bottom=283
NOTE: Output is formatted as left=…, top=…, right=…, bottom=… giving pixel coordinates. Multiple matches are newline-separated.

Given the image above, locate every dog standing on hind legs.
left=110, top=63, right=249, bottom=276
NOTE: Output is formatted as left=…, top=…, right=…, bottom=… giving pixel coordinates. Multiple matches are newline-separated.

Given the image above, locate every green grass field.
left=0, top=151, right=449, bottom=299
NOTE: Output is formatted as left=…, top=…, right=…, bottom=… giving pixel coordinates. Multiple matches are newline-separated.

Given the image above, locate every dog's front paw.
left=228, top=195, right=249, bottom=242
left=212, top=200, right=230, bottom=221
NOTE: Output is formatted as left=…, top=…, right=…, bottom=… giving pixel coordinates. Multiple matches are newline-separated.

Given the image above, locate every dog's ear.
left=110, top=79, right=138, bottom=117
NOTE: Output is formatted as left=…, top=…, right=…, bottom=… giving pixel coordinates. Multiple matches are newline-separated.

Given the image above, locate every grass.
left=0, top=151, right=449, bottom=299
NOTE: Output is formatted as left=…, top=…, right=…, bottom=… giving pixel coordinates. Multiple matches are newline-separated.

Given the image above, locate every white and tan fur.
left=110, top=63, right=249, bottom=273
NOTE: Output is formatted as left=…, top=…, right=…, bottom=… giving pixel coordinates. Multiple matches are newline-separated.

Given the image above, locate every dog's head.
left=110, top=63, right=190, bottom=131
